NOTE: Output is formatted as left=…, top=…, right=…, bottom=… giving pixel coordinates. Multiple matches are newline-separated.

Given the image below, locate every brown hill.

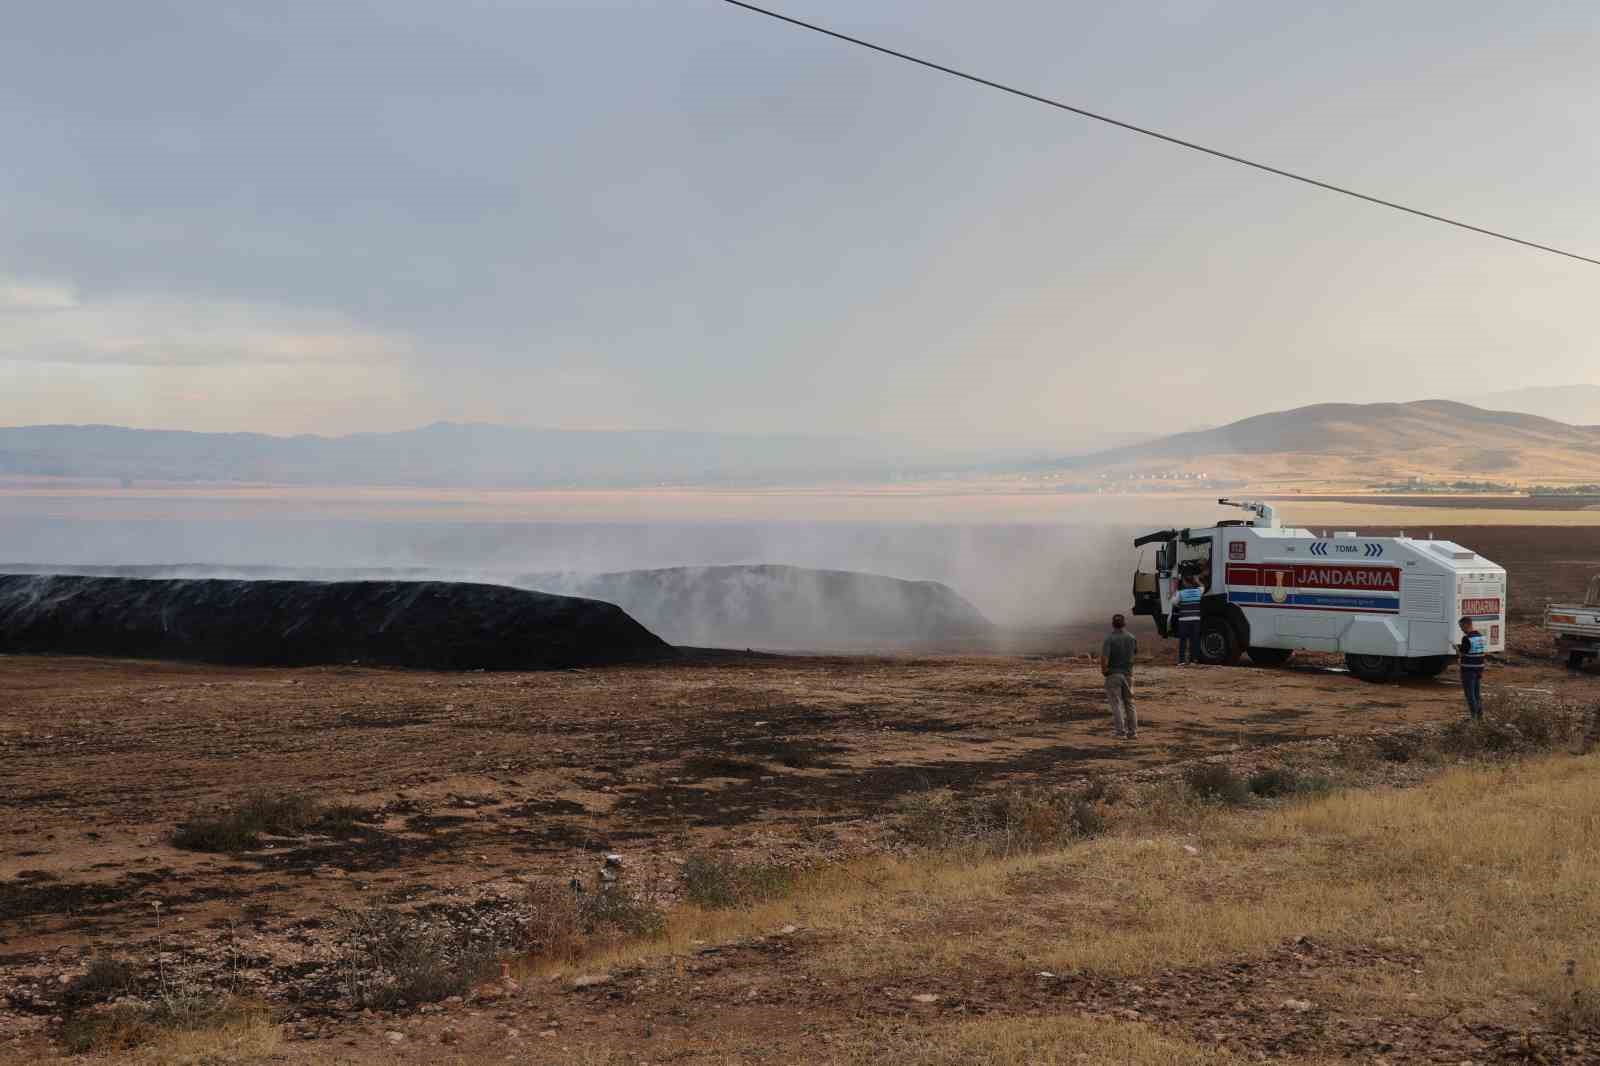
left=1077, top=400, right=1600, bottom=485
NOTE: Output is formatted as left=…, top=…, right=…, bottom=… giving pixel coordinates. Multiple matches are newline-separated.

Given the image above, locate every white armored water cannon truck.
left=1130, top=499, right=1507, bottom=680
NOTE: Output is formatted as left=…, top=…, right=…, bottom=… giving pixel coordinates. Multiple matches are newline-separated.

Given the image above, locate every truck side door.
left=1157, top=543, right=1175, bottom=619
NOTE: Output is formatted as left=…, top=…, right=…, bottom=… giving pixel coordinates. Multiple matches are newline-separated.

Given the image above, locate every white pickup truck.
left=1545, top=574, right=1600, bottom=671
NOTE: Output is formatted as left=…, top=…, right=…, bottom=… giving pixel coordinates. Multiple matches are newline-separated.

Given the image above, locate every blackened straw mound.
left=0, top=575, right=668, bottom=670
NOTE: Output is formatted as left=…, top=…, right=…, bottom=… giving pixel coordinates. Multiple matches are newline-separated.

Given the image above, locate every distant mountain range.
left=0, top=422, right=931, bottom=487
left=1461, top=384, right=1600, bottom=428
left=1071, top=399, right=1600, bottom=484
left=6, top=395, right=1597, bottom=489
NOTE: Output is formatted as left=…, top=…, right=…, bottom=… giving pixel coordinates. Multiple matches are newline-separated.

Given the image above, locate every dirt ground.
left=2, top=523, right=1597, bottom=1062
left=0, top=644, right=1474, bottom=930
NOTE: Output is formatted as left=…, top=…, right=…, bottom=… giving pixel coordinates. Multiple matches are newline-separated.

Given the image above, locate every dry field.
left=2, top=522, right=1598, bottom=1064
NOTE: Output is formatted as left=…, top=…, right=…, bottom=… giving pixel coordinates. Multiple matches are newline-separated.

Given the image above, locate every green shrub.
left=1437, top=718, right=1520, bottom=756
left=1550, top=983, right=1600, bottom=1032
left=1291, top=773, right=1334, bottom=796
left=1183, top=763, right=1250, bottom=806
left=335, top=906, right=503, bottom=1008
left=526, top=880, right=587, bottom=963
left=173, top=793, right=376, bottom=853
left=61, top=956, right=138, bottom=1008
left=584, top=885, right=666, bottom=939
left=1247, top=767, right=1333, bottom=799
left=525, top=875, right=667, bottom=964
left=679, top=853, right=799, bottom=909
left=172, top=816, right=263, bottom=854
left=60, top=997, right=267, bottom=1054
left=61, top=1005, right=153, bottom=1054
left=1078, top=775, right=1125, bottom=806
left=1246, top=767, right=1298, bottom=798
left=895, top=786, right=1103, bottom=856
left=766, top=740, right=832, bottom=769
left=1490, top=694, right=1566, bottom=749
left=1373, top=734, right=1419, bottom=763
left=315, top=803, right=376, bottom=836
left=681, top=755, right=764, bottom=778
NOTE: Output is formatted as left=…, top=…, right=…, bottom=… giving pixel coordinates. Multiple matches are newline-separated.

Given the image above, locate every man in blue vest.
left=1174, top=575, right=1204, bottom=665
left=1456, top=616, right=1487, bottom=720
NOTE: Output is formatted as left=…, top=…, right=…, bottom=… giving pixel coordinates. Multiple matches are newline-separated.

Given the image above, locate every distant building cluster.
left=1080, top=470, right=1239, bottom=494
left=1368, top=477, right=1519, bottom=494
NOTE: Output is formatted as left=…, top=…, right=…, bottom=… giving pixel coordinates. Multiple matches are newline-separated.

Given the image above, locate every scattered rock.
left=1182, top=844, right=1201, bottom=856
left=1281, top=998, right=1314, bottom=1012
left=910, top=993, right=940, bottom=1004
left=571, top=973, right=612, bottom=990
left=384, top=1030, right=405, bottom=1043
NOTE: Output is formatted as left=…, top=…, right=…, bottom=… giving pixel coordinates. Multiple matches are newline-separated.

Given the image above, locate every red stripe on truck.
left=1226, top=563, right=1400, bottom=592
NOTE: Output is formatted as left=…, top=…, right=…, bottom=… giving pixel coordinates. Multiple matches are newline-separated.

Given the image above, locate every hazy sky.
left=3, top=0, right=1597, bottom=448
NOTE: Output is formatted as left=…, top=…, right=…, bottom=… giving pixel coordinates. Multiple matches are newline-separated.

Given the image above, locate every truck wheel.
left=1345, top=653, right=1399, bottom=681
left=1247, top=646, right=1294, bottom=667
left=1197, top=618, right=1241, bottom=665
left=1570, top=650, right=1590, bottom=672
left=1404, top=656, right=1450, bottom=678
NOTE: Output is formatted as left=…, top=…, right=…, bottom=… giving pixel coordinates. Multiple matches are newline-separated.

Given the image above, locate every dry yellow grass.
left=819, top=1015, right=1335, bottom=1066
left=12, top=755, right=1597, bottom=1064
left=539, top=755, right=1600, bottom=1031
left=813, top=758, right=1599, bottom=1017
left=51, top=1012, right=1326, bottom=1066
left=4, top=1010, right=280, bottom=1065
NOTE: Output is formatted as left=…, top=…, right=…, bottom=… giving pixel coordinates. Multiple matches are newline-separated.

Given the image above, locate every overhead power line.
left=723, top=0, right=1600, bottom=268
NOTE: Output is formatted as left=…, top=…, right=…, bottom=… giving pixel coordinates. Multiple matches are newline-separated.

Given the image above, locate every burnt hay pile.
left=0, top=575, right=668, bottom=670
left=0, top=562, right=997, bottom=652
left=525, top=564, right=994, bottom=650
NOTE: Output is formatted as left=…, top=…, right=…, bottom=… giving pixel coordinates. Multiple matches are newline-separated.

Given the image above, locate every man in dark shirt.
left=1456, top=616, right=1486, bottom=720
left=1101, top=613, right=1138, bottom=740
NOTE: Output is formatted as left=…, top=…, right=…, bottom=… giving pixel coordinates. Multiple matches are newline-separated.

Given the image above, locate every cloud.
left=0, top=356, right=433, bottom=435
left=0, top=289, right=412, bottom=367
left=0, top=279, right=79, bottom=312
left=3, top=4, right=1599, bottom=442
